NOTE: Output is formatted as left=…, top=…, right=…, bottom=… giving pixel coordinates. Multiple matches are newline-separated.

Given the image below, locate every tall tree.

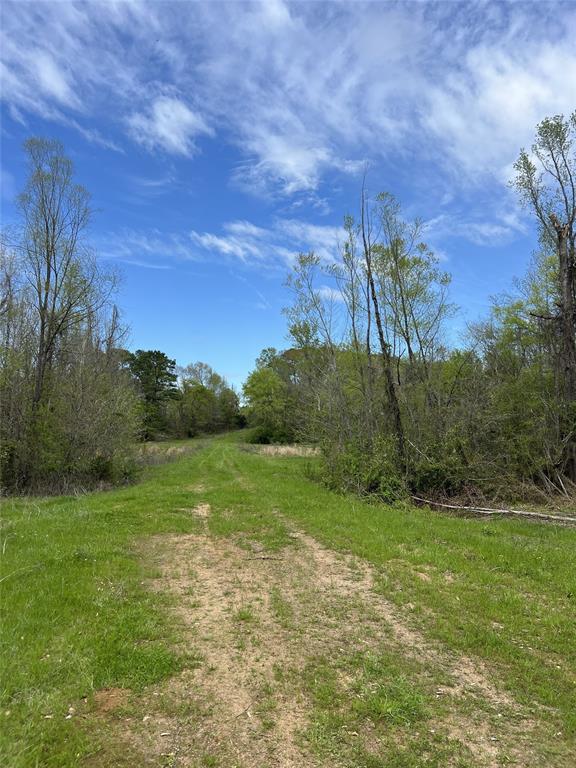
left=17, top=139, right=109, bottom=409
left=1, top=139, right=138, bottom=491
left=125, top=350, right=178, bottom=439
left=243, top=367, right=293, bottom=443
left=361, top=188, right=407, bottom=472
left=513, top=112, right=576, bottom=479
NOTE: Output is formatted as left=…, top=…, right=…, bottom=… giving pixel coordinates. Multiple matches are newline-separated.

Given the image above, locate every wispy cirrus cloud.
left=1, top=0, right=575, bottom=199
left=424, top=36, right=576, bottom=180
left=189, top=220, right=293, bottom=267
left=127, top=96, right=212, bottom=155
left=100, top=201, right=532, bottom=274
left=99, top=217, right=345, bottom=271
left=425, top=205, right=529, bottom=248
left=190, top=218, right=344, bottom=266
left=97, top=228, right=194, bottom=270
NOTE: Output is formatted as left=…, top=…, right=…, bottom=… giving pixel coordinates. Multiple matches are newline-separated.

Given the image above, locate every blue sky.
left=1, top=1, right=575, bottom=389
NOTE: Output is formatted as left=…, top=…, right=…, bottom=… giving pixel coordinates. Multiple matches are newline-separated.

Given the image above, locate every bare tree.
left=360, top=187, right=407, bottom=472
left=513, top=112, right=576, bottom=479
left=1, top=138, right=135, bottom=492
left=17, top=138, right=111, bottom=409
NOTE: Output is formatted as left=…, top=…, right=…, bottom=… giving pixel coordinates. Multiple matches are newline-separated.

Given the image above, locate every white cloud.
left=97, top=228, right=198, bottom=268
left=116, top=259, right=173, bottom=270
left=188, top=217, right=346, bottom=267
left=425, top=204, right=529, bottom=247
left=101, top=216, right=346, bottom=271
left=126, top=172, right=177, bottom=196
left=127, top=96, right=212, bottom=156
left=317, top=285, right=346, bottom=304
left=276, top=220, right=344, bottom=263
left=233, top=137, right=332, bottom=195
left=424, top=37, right=576, bottom=180
left=224, top=221, right=269, bottom=239
left=1, top=1, right=575, bottom=194
left=33, top=51, right=77, bottom=107
left=189, top=220, right=295, bottom=267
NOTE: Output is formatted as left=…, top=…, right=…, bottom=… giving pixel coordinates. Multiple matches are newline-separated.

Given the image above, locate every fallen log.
left=411, top=496, right=576, bottom=526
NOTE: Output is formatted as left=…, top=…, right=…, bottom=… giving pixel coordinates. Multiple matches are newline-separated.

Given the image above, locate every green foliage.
left=183, top=382, right=220, bottom=434
left=270, top=119, right=576, bottom=500
left=262, top=230, right=571, bottom=499
left=243, top=366, right=295, bottom=443
left=167, top=361, right=242, bottom=438
left=0, top=140, right=141, bottom=493
left=320, top=436, right=406, bottom=503
left=123, top=353, right=241, bottom=443
left=2, top=437, right=575, bottom=765
left=125, top=349, right=178, bottom=439
left=126, top=349, right=178, bottom=401
left=410, top=457, right=466, bottom=496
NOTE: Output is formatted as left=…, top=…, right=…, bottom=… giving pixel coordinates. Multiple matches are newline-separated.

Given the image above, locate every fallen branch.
left=245, top=556, right=283, bottom=561
left=411, top=496, right=576, bottom=525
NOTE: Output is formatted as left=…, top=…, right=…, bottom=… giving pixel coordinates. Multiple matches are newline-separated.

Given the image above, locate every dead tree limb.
left=411, top=496, right=576, bottom=525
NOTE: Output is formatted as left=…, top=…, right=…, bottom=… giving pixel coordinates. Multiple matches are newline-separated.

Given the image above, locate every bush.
left=247, top=425, right=295, bottom=445
left=88, top=453, right=138, bottom=485
left=410, top=457, right=466, bottom=496
left=319, top=436, right=406, bottom=503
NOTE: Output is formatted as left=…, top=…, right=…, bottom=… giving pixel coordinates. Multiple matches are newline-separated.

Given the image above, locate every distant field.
left=1, top=433, right=575, bottom=767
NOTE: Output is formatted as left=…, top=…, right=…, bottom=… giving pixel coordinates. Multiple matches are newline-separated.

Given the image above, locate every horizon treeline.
left=125, top=351, right=243, bottom=441
left=243, top=113, right=576, bottom=504
left=0, top=138, right=240, bottom=493
left=2, top=113, right=574, bottom=503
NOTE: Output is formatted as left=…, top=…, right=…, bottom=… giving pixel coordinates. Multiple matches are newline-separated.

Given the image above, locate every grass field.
left=1, top=433, right=575, bottom=767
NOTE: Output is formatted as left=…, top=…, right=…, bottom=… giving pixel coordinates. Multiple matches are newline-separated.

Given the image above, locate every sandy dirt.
left=93, top=510, right=539, bottom=767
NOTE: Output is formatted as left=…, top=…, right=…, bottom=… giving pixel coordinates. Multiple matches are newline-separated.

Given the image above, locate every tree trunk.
left=361, top=200, right=407, bottom=474
left=551, top=215, right=576, bottom=480
left=367, top=265, right=407, bottom=473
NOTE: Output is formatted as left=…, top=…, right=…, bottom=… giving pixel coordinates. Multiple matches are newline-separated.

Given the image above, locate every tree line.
left=2, top=115, right=574, bottom=501
left=125, top=352, right=243, bottom=441
left=0, top=139, right=240, bottom=493
left=243, top=113, right=576, bottom=503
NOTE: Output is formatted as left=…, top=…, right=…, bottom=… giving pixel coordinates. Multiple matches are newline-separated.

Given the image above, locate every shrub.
left=319, top=436, right=407, bottom=503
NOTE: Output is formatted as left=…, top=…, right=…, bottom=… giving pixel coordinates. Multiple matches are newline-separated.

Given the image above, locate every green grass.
left=269, top=586, right=294, bottom=628
left=349, top=653, right=425, bottom=725
left=214, top=446, right=576, bottom=735
left=0, top=437, right=210, bottom=767
left=301, top=655, right=462, bottom=768
left=234, top=604, right=255, bottom=623
left=1, top=432, right=575, bottom=765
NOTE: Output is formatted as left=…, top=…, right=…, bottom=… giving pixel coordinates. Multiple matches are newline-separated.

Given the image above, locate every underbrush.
left=317, top=436, right=406, bottom=504
left=245, top=424, right=298, bottom=444
left=1, top=440, right=209, bottom=499
left=314, top=437, right=576, bottom=509
left=0, top=450, right=139, bottom=498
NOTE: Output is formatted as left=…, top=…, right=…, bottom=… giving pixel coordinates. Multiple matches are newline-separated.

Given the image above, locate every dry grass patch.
left=243, top=444, right=320, bottom=457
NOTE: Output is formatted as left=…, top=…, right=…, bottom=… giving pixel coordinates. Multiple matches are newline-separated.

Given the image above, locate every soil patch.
left=102, top=520, right=538, bottom=766
left=93, top=687, right=130, bottom=715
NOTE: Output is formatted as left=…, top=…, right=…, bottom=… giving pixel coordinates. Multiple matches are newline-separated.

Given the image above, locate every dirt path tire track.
left=105, top=506, right=540, bottom=767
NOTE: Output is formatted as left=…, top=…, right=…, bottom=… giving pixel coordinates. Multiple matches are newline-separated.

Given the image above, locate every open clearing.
left=1, top=434, right=575, bottom=767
